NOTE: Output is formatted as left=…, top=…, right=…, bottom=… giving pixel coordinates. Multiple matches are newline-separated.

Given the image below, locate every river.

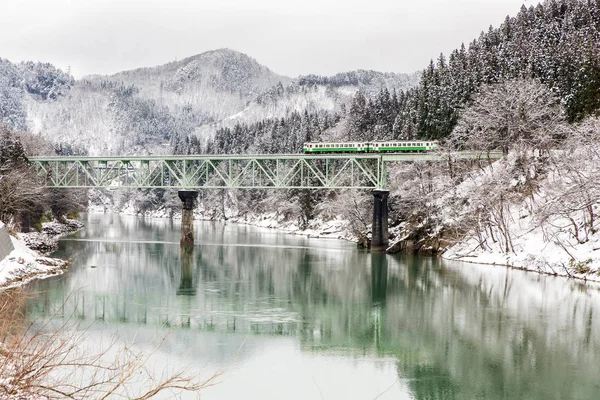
left=25, top=213, right=600, bottom=399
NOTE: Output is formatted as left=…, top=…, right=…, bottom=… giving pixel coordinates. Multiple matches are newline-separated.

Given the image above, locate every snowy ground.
left=444, top=201, right=600, bottom=283
left=0, top=221, right=83, bottom=290
left=0, top=236, right=69, bottom=290
left=442, top=148, right=600, bottom=283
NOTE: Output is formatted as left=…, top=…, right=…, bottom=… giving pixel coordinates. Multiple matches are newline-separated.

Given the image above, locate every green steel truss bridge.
left=29, top=152, right=501, bottom=190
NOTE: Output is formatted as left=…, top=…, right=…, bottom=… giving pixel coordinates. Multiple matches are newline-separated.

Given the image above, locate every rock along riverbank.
left=0, top=219, right=83, bottom=290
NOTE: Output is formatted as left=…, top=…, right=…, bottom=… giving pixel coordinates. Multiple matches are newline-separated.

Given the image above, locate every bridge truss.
left=29, top=152, right=501, bottom=190
left=29, top=154, right=389, bottom=190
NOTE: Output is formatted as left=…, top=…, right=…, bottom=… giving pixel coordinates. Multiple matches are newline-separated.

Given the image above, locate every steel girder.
left=29, top=155, right=388, bottom=189
left=29, top=152, right=502, bottom=190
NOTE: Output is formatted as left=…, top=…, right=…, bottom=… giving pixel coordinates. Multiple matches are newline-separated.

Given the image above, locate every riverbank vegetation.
left=0, top=126, right=86, bottom=233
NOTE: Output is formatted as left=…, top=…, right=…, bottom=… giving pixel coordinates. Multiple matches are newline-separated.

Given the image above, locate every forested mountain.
left=200, top=0, right=600, bottom=157
left=340, top=0, right=600, bottom=142
left=1, top=1, right=598, bottom=162
left=0, top=49, right=419, bottom=156
left=0, top=59, right=73, bottom=134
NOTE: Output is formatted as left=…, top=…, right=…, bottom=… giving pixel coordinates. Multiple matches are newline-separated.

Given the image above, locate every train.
left=302, top=140, right=440, bottom=154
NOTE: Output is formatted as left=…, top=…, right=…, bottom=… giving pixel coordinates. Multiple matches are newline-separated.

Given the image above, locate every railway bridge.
left=29, top=152, right=501, bottom=251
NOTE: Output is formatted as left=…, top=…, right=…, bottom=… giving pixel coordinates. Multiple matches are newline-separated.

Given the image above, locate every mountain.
left=222, top=70, right=420, bottom=128
left=0, top=49, right=420, bottom=155
left=103, top=48, right=292, bottom=120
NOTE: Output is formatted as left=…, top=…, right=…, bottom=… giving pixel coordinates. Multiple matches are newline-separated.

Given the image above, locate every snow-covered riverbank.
left=0, top=220, right=83, bottom=290
left=443, top=198, right=600, bottom=283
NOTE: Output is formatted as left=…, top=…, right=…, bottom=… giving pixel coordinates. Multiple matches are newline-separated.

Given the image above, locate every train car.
left=302, top=140, right=439, bottom=154
left=302, top=142, right=367, bottom=153
left=368, top=140, right=439, bottom=152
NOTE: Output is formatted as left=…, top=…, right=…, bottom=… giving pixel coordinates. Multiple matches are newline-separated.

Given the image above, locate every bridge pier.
left=371, top=189, right=389, bottom=252
left=178, top=190, right=198, bottom=245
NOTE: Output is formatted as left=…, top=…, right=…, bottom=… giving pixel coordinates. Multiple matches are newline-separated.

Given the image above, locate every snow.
left=445, top=204, right=600, bottom=282
left=0, top=235, right=69, bottom=289
left=443, top=147, right=600, bottom=282
left=0, top=220, right=82, bottom=290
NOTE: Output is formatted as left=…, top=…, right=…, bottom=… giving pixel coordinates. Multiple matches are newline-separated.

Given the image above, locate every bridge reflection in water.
left=25, top=213, right=600, bottom=400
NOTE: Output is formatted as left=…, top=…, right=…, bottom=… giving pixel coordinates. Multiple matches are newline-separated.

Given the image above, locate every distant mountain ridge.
left=0, top=48, right=420, bottom=155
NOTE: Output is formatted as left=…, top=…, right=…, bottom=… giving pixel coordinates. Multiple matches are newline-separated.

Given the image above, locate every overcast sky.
left=0, top=0, right=531, bottom=78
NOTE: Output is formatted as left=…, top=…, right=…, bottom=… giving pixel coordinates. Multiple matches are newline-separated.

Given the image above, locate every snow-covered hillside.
left=106, top=48, right=291, bottom=120
left=222, top=70, right=420, bottom=128
left=0, top=49, right=420, bottom=156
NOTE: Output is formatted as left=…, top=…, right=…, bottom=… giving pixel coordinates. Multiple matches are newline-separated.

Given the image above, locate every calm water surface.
left=26, top=213, right=600, bottom=399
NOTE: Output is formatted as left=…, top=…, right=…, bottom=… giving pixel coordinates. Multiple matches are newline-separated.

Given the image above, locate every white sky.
left=0, top=0, right=531, bottom=78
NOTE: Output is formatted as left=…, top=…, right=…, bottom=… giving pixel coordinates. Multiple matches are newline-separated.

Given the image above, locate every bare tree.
left=450, top=79, right=568, bottom=156
left=0, top=165, right=47, bottom=228
left=536, top=116, right=600, bottom=246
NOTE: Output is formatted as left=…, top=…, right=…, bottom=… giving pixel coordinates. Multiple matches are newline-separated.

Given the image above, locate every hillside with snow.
left=1, top=49, right=419, bottom=155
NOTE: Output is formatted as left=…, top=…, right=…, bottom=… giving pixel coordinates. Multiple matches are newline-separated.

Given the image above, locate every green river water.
left=25, top=213, right=600, bottom=399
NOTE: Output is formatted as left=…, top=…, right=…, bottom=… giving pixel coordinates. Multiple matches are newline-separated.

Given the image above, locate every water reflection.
left=177, top=245, right=195, bottom=296
left=25, top=214, right=600, bottom=400
left=371, top=252, right=388, bottom=305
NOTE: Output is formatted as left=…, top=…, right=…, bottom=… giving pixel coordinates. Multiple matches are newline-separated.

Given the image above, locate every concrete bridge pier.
left=178, top=190, right=198, bottom=245
left=371, top=189, right=389, bottom=252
